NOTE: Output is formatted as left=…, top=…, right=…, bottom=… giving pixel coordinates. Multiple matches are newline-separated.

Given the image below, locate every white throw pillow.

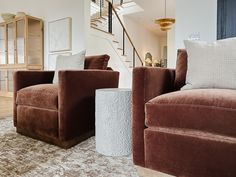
left=53, top=50, right=86, bottom=84
left=182, top=38, right=236, bottom=90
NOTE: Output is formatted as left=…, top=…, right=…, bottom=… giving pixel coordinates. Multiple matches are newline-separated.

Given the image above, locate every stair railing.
left=91, top=0, right=144, bottom=67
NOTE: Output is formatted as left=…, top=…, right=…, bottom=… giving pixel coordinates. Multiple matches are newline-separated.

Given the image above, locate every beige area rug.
left=0, top=117, right=139, bottom=177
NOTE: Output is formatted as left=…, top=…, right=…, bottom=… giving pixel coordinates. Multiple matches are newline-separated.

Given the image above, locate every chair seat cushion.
left=16, top=84, right=58, bottom=110
left=146, top=89, right=236, bottom=137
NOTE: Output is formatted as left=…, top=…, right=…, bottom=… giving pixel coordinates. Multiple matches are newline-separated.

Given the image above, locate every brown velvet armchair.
left=14, top=55, right=119, bottom=148
left=132, top=50, right=236, bottom=177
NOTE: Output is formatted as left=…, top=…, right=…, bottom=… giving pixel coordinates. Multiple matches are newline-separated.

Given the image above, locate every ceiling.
left=125, top=0, right=176, bottom=36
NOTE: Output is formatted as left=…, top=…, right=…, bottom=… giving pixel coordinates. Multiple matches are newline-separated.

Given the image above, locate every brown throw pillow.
left=174, top=49, right=188, bottom=90
left=84, top=54, right=110, bottom=70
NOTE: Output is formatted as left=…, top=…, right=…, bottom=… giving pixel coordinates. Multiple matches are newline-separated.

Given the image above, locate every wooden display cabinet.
left=0, top=15, right=44, bottom=97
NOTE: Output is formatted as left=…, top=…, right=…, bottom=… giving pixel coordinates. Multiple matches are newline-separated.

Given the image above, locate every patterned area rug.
left=0, top=117, right=138, bottom=177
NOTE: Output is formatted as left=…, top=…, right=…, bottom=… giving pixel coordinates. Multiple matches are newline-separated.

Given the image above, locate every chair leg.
left=136, top=166, right=176, bottom=177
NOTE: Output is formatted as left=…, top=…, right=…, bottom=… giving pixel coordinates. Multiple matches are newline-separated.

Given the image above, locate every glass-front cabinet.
left=0, top=16, right=43, bottom=97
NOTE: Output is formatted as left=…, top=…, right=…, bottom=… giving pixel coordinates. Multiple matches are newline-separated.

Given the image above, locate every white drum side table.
left=95, top=88, right=132, bottom=156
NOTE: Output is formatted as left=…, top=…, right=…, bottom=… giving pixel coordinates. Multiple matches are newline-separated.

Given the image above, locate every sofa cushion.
left=17, top=84, right=58, bottom=110
left=84, top=54, right=110, bottom=70
left=146, top=89, right=236, bottom=137
left=183, top=38, right=236, bottom=90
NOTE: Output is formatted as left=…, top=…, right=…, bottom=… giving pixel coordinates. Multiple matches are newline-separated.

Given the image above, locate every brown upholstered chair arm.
left=132, top=67, right=175, bottom=167
left=58, top=70, right=119, bottom=141
left=13, top=71, right=55, bottom=126
left=14, top=71, right=54, bottom=91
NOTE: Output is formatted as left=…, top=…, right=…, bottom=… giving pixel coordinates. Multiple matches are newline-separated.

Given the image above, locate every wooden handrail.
left=105, top=0, right=144, bottom=66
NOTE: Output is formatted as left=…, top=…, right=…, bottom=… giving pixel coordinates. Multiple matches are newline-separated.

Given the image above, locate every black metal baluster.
left=123, top=29, right=125, bottom=56
left=100, top=0, right=102, bottom=18
left=108, top=1, right=113, bottom=33
left=133, top=48, right=135, bottom=68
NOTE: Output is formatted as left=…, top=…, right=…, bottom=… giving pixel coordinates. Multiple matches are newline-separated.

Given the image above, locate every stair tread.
left=92, top=17, right=107, bottom=21
left=90, top=22, right=98, bottom=27
left=117, top=48, right=123, bottom=50
left=113, top=40, right=119, bottom=43
left=100, top=17, right=107, bottom=20
left=115, top=7, right=122, bottom=11
left=91, top=19, right=103, bottom=23
left=91, top=26, right=114, bottom=36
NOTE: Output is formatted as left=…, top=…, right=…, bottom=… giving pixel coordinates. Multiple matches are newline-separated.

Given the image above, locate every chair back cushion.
left=174, top=49, right=188, bottom=90
left=85, top=54, right=110, bottom=70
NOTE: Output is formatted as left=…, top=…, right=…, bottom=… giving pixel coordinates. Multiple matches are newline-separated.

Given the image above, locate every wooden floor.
left=136, top=166, right=175, bottom=177
left=0, top=97, right=13, bottom=118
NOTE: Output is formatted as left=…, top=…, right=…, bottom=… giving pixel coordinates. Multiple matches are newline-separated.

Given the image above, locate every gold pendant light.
left=155, top=0, right=175, bottom=31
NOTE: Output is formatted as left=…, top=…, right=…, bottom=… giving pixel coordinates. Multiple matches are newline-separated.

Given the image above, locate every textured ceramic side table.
left=95, top=88, right=132, bottom=156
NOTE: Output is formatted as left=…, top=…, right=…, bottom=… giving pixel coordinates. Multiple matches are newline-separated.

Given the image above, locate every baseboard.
left=136, top=166, right=175, bottom=177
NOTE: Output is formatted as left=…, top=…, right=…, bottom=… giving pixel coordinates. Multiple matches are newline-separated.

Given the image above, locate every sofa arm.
left=132, top=67, right=175, bottom=167
left=13, top=71, right=55, bottom=126
left=58, top=70, right=119, bottom=141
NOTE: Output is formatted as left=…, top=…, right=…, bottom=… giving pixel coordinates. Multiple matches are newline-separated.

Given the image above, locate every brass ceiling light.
left=155, top=0, right=175, bottom=31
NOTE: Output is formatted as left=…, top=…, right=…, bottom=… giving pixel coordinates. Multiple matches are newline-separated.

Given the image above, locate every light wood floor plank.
left=0, top=97, right=13, bottom=118
left=136, top=166, right=175, bottom=177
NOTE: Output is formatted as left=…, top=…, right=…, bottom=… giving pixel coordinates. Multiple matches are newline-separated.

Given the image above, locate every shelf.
left=28, top=50, right=41, bottom=52
left=28, top=33, right=41, bottom=37
left=0, top=64, right=27, bottom=69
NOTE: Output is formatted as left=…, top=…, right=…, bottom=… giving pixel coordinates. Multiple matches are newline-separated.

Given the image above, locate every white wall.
left=167, top=0, right=217, bottom=68
left=160, top=36, right=167, bottom=60
left=167, top=26, right=176, bottom=68
left=87, top=28, right=132, bottom=88
left=0, top=0, right=89, bottom=70
left=122, top=16, right=163, bottom=66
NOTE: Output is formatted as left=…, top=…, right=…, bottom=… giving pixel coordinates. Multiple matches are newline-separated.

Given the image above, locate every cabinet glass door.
left=0, top=70, right=7, bottom=92
left=6, top=22, right=15, bottom=64
left=0, top=24, right=6, bottom=65
left=7, top=70, right=14, bottom=92
left=16, top=20, right=25, bottom=64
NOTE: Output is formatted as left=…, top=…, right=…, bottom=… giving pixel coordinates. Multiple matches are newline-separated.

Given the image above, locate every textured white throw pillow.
left=182, top=38, right=236, bottom=90
left=53, top=50, right=86, bottom=84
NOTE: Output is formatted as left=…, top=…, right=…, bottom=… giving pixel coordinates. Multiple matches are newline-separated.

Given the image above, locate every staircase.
left=90, top=0, right=143, bottom=71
